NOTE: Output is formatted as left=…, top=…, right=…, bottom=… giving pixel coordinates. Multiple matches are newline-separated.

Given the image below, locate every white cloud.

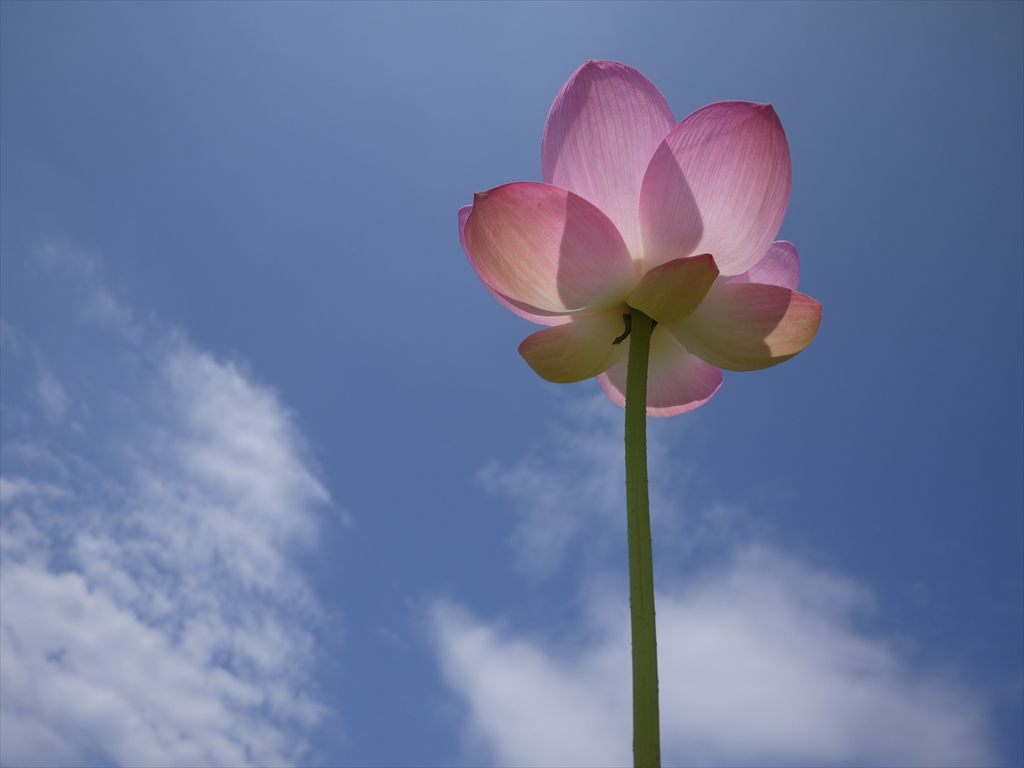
left=432, top=598, right=630, bottom=767
left=0, top=476, right=68, bottom=506
left=36, top=243, right=142, bottom=342
left=35, top=372, right=71, bottom=424
left=433, top=404, right=997, bottom=767
left=1, top=253, right=331, bottom=767
left=478, top=397, right=680, bottom=579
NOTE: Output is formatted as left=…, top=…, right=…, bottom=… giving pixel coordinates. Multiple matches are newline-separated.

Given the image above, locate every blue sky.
left=1, top=2, right=1021, bottom=766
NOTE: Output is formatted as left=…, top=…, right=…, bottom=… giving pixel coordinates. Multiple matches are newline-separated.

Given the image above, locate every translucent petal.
left=598, top=327, right=723, bottom=416
left=667, top=282, right=821, bottom=371
left=640, top=102, right=791, bottom=276
left=542, top=60, right=675, bottom=261
left=464, top=183, right=636, bottom=315
left=519, top=309, right=630, bottom=383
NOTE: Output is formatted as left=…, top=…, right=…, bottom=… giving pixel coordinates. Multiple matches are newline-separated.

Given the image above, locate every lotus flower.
left=459, top=60, right=821, bottom=416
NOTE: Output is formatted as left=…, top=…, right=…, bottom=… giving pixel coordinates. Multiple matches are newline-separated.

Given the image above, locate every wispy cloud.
left=477, top=400, right=625, bottom=578
left=1, top=248, right=331, bottom=767
left=433, top=402, right=996, bottom=767
left=34, top=372, right=71, bottom=424
left=478, top=397, right=682, bottom=579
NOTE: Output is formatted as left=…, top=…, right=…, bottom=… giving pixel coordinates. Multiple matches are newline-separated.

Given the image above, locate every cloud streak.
left=434, top=401, right=996, bottom=767
left=1, top=250, right=331, bottom=767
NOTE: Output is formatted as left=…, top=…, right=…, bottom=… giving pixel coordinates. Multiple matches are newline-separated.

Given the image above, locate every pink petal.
left=598, top=327, right=723, bottom=417
left=464, top=182, right=636, bottom=316
left=626, top=254, right=719, bottom=324
left=667, top=282, right=821, bottom=372
left=724, top=240, right=800, bottom=290
left=518, top=309, right=630, bottom=383
left=459, top=205, right=568, bottom=326
left=639, top=102, right=791, bottom=277
left=541, top=60, right=676, bottom=262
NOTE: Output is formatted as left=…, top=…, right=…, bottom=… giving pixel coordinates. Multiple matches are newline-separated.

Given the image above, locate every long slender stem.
left=624, top=308, right=660, bottom=767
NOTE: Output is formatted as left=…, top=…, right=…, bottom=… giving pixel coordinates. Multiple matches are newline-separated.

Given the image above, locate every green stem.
left=624, top=308, right=660, bottom=767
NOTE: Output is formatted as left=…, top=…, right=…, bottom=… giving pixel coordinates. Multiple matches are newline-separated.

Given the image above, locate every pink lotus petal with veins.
left=724, top=240, right=801, bottom=290
left=464, top=183, right=635, bottom=315
left=640, top=101, right=792, bottom=277
left=459, top=206, right=570, bottom=326
left=667, top=282, right=822, bottom=372
left=542, top=60, right=675, bottom=263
